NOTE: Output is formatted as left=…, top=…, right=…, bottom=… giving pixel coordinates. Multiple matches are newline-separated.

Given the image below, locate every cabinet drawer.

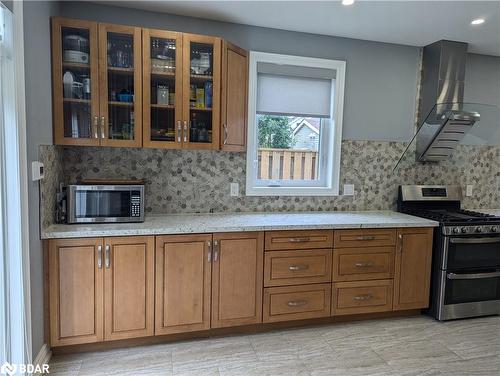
left=265, top=230, right=333, bottom=250
left=264, top=249, right=332, bottom=287
left=333, top=247, right=394, bottom=281
left=334, top=229, right=396, bottom=248
left=332, top=280, right=393, bottom=315
left=263, top=284, right=331, bottom=322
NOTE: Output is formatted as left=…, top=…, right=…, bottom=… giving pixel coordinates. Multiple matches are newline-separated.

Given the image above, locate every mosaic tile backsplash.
left=39, top=142, right=500, bottom=230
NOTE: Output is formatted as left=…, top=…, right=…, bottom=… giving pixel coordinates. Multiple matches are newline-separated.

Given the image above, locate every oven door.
left=438, top=269, right=500, bottom=320
left=443, top=236, right=500, bottom=270
left=68, top=185, right=144, bottom=223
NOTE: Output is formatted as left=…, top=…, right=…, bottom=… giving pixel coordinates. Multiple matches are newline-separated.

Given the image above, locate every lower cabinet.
left=48, top=236, right=154, bottom=346
left=212, top=232, right=264, bottom=328
left=393, top=228, right=433, bottom=310
left=332, top=279, right=393, bottom=315
left=155, top=234, right=212, bottom=335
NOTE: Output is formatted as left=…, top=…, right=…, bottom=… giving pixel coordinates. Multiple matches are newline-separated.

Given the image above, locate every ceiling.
left=102, top=0, right=500, bottom=56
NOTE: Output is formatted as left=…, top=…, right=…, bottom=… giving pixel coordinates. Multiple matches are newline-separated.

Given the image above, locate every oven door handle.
left=447, top=271, right=500, bottom=280
left=450, top=237, right=500, bottom=244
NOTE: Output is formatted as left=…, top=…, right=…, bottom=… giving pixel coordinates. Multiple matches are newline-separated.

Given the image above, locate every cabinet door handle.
left=287, top=300, right=308, bottom=307
left=355, top=261, right=374, bottom=268
left=92, top=116, right=99, bottom=139
left=289, top=264, right=309, bottom=271
left=105, top=244, right=110, bottom=269
left=100, top=116, right=106, bottom=139
left=288, top=237, right=311, bottom=243
left=223, top=123, right=228, bottom=145
left=97, top=245, right=103, bottom=269
left=213, top=240, right=219, bottom=262
left=353, top=294, right=373, bottom=301
left=356, top=236, right=376, bottom=241
left=183, top=121, right=188, bottom=143
left=207, top=241, right=212, bottom=263
left=177, top=121, right=182, bottom=143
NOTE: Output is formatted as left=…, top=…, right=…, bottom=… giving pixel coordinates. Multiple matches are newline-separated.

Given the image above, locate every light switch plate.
left=465, top=185, right=473, bottom=197
left=343, top=184, right=355, bottom=196
left=230, top=182, right=239, bottom=197
left=31, top=161, right=44, bottom=181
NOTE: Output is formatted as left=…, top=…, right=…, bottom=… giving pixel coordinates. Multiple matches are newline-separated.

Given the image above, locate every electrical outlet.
left=31, top=161, right=44, bottom=181
left=230, top=182, right=239, bottom=197
left=466, top=185, right=473, bottom=197
left=343, top=184, right=355, bottom=196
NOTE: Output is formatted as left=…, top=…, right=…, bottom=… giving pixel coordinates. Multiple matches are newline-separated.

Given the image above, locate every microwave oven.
left=66, top=184, right=144, bottom=224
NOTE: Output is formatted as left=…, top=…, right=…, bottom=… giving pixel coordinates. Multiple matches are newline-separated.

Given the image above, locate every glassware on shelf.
left=157, top=85, right=169, bottom=105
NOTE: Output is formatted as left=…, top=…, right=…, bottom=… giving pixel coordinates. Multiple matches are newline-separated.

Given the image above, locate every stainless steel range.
left=398, top=185, right=500, bottom=321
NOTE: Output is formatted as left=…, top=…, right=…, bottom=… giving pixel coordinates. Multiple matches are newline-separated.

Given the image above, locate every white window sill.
left=245, top=186, right=340, bottom=197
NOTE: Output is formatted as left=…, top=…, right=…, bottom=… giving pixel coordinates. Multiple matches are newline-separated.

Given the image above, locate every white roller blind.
left=256, top=63, right=334, bottom=118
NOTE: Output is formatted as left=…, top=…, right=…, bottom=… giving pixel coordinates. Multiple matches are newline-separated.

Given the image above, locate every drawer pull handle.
left=287, top=300, right=308, bottom=307
left=356, top=236, right=376, bottom=241
left=289, top=237, right=311, bottom=243
left=355, top=261, right=375, bottom=268
left=289, top=264, right=309, bottom=271
left=353, top=294, right=373, bottom=301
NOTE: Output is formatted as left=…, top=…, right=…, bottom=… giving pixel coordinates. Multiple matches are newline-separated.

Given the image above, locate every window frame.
left=245, top=51, right=346, bottom=196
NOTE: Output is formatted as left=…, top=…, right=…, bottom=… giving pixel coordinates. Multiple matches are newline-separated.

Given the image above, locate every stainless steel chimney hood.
left=416, top=40, right=481, bottom=162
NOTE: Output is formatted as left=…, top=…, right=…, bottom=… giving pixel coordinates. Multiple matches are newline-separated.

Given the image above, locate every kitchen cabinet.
left=211, top=232, right=264, bottom=328
left=220, top=41, right=248, bottom=151
left=52, top=18, right=142, bottom=147
left=48, top=236, right=154, bottom=346
left=393, top=228, right=433, bottom=310
left=332, top=279, right=393, bottom=315
left=48, top=238, right=103, bottom=346
left=155, top=234, right=212, bottom=335
left=104, top=236, right=155, bottom=340
left=142, top=28, right=183, bottom=149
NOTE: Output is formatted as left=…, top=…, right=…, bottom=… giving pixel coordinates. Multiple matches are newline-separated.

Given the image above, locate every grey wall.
left=59, top=1, right=420, bottom=142
left=23, top=0, right=59, bottom=359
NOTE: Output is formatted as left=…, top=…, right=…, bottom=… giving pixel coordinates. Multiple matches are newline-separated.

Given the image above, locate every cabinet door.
left=98, top=23, right=142, bottom=147
left=155, top=234, right=212, bottom=335
left=393, top=228, right=433, bottom=310
left=182, top=33, right=221, bottom=150
left=104, top=236, right=154, bottom=341
left=48, top=238, right=104, bottom=346
left=51, top=17, right=100, bottom=146
left=143, top=29, right=183, bottom=149
left=220, top=41, right=248, bottom=151
left=212, top=232, right=264, bottom=328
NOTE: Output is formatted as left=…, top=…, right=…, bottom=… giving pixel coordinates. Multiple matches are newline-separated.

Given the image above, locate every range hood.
left=416, top=40, right=481, bottom=162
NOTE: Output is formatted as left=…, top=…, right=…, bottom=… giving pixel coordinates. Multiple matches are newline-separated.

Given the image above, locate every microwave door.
left=75, top=189, right=100, bottom=219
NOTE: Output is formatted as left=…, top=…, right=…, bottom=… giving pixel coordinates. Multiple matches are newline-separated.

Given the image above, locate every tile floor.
left=49, top=315, right=500, bottom=376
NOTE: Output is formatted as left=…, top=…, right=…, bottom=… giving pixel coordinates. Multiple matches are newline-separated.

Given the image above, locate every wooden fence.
left=258, top=148, right=318, bottom=180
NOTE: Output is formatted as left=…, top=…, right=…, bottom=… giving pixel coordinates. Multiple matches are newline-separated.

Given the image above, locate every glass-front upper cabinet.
left=143, top=29, right=183, bottom=149
left=98, top=24, right=142, bottom=147
left=182, top=34, right=221, bottom=150
left=52, top=18, right=100, bottom=146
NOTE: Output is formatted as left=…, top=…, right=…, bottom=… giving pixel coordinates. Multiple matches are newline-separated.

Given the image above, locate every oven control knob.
left=475, top=226, right=482, bottom=233
left=452, top=227, right=460, bottom=234
left=461, top=227, right=468, bottom=233
left=491, top=226, right=498, bottom=233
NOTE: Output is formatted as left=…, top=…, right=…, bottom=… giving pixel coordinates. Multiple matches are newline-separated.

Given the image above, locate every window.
left=246, top=52, right=345, bottom=196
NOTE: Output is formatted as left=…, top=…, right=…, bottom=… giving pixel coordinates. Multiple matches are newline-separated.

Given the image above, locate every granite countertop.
left=41, top=210, right=439, bottom=239
left=478, top=209, right=500, bottom=216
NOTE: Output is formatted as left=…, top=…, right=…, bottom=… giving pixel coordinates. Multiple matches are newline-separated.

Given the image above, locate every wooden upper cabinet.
left=98, top=23, right=142, bottom=147
left=155, top=234, right=212, bottom=335
left=181, top=33, right=221, bottom=150
left=142, top=29, right=183, bottom=149
left=393, top=228, right=433, bottom=311
left=103, top=236, right=154, bottom=341
left=220, top=41, right=248, bottom=151
left=48, top=238, right=104, bottom=346
left=51, top=18, right=100, bottom=146
left=212, top=232, right=264, bottom=328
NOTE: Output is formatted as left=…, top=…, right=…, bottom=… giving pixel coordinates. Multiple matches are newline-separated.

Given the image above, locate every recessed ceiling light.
left=471, top=18, right=485, bottom=25
left=342, top=0, right=355, bottom=6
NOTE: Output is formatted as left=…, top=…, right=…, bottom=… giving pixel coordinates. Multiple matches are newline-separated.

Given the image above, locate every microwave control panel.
left=130, top=192, right=142, bottom=217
